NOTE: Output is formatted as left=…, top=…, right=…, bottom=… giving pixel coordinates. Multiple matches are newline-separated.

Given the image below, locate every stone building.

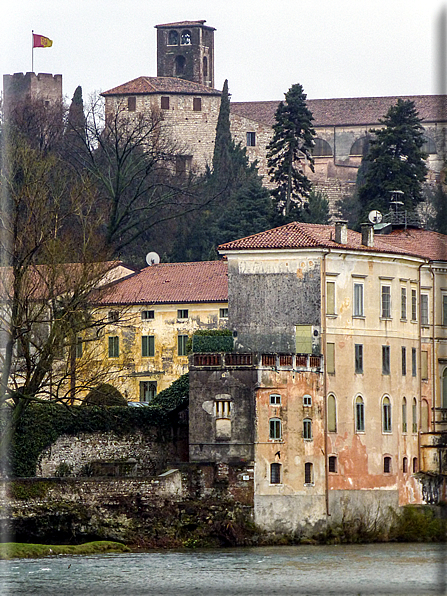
left=188, top=220, right=447, bottom=533
left=93, top=260, right=229, bottom=400
left=3, top=71, right=62, bottom=111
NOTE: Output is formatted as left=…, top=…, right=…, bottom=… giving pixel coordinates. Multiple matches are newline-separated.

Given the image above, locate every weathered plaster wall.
left=227, top=255, right=321, bottom=353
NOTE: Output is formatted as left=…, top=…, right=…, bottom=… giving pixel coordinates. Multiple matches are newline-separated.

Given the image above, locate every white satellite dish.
left=368, top=210, right=383, bottom=224
left=146, top=251, right=160, bottom=266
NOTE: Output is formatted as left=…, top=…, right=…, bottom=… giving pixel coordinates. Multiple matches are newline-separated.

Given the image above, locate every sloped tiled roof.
left=155, top=20, right=215, bottom=30
left=218, top=222, right=447, bottom=261
left=231, top=95, right=447, bottom=128
left=99, top=260, right=228, bottom=305
left=102, top=76, right=221, bottom=97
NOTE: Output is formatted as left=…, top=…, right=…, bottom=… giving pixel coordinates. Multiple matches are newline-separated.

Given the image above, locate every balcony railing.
left=192, top=352, right=322, bottom=371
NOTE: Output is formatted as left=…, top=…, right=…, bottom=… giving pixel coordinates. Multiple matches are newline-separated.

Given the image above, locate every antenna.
left=146, top=251, right=160, bottom=266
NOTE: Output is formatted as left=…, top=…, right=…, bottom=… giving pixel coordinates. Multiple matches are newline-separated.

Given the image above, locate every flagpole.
left=31, top=30, right=34, bottom=72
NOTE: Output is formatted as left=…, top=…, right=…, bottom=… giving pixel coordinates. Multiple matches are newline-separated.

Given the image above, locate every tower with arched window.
left=155, top=20, right=215, bottom=87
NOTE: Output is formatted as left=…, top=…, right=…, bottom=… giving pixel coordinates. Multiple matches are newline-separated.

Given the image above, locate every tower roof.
left=155, top=20, right=215, bottom=31
left=101, top=76, right=221, bottom=97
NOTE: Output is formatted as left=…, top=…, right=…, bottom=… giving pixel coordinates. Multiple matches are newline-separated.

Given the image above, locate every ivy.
left=187, top=329, right=233, bottom=354
left=8, top=374, right=189, bottom=478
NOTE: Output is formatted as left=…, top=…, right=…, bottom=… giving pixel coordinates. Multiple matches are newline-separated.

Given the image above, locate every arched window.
left=413, top=457, right=418, bottom=473
left=168, top=30, right=179, bottom=45
left=181, top=30, right=191, bottom=45
left=403, top=457, right=408, bottom=473
left=269, top=418, right=282, bottom=440
left=355, top=396, right=365, bottom=432
left=402, top=397, right=407, bottom=433
left=382, top=396, right=392, bottom=433
left=303, top=418, right=312, bottom=440
left=203, top=56, right=208, bottom=78
left=422, top=135, right=437, bottom=154
left=421, top=399, right=429, bottom=432
left=328, top=394, right=337, bottom=432
left=442, top=369, right=447, bottom=409
left=350, top=136, right=371, bottom=156
left=384, top=456, right=392, bottom=473
left=304, top=462, right=314, bottom=485
left=312, top=138, right=333, bottom=157
left=175, top=55, right=186, bottom=75
left=412, top=397, right=418, bottom=433
left=270, top=462, right=281, bottom=484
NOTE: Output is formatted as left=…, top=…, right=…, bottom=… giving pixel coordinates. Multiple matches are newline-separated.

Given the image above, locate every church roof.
left=102, top=76, right=221, bottom=97
left=218, top=222, right=447, bottom=261
left=231, top=95, right=447, bottom=128
left=98, top=260, right=228, bottom=305
left=155, top=20, right=215, bottom=31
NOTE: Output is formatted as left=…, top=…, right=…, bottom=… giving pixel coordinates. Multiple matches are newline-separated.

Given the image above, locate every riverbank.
left=0, top=540, right=130, bottom=560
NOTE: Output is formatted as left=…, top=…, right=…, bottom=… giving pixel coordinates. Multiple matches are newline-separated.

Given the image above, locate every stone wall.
left=1, top=463, right=255, bottom=546
left=3, top=72, right=62, bottom=107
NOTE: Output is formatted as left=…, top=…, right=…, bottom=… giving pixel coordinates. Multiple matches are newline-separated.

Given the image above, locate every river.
left=1, top=543, right=446, bottom=596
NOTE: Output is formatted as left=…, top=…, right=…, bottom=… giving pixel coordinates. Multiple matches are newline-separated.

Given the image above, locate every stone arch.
left=422, top=135, right=437, bottom=154
left=181, top=30, right=191, bottom=45
left=168, top=30, right=179, bottom=45
left=350, top=136, right=371, bottom=156
left=313, top=138, right=333, bottom=157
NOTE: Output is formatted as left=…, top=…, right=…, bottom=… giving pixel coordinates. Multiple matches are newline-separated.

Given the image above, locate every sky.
left=2, top=1, right=447, bottom=104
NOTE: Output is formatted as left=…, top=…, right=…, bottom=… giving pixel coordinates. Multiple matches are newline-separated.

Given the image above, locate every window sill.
left=380, top=317, right=392, bottom=321
left=353, top=315, right=365, bottom=320
left=304, top=483, right=315, bottom=487
left=326, top=314, right=338, bottom=319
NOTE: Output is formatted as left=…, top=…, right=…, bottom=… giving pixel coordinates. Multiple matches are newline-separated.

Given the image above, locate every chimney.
left=334, top=221, right=348, bottom=245
left=361, top=223, right=374, bottom=247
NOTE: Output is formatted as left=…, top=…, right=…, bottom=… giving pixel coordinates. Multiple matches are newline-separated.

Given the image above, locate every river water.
left=1, top=543, right=446, bottom=596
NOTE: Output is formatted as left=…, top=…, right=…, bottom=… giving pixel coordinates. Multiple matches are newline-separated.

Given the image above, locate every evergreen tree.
left=212, top=79, right=232, bottom=181
left=358, top=99, right=428, bottom=217
left=301, top=189, right=330, bottom=224
left=267, top=83, right=316, bottom=218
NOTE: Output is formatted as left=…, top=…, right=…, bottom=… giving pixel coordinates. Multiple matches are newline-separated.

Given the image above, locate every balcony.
left=191, top=352, right=322, bottom=372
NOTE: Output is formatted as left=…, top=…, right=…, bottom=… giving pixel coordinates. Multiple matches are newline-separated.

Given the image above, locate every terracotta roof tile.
left=102, top=76, right=221, bottom=97
left=218, top=222, right=446, bottom=260
left=155, top=20, right=215, bottom=31
left=99, top=260, right=228, bottom=305
left=231, top=95, right=447, bottom=127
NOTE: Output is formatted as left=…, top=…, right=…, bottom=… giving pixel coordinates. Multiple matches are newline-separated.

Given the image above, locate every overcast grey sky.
left=2, top=1, right=447, bottom=104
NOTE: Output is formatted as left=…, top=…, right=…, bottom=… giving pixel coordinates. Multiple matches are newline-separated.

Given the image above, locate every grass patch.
left=0, top=540, right=131, bottom=559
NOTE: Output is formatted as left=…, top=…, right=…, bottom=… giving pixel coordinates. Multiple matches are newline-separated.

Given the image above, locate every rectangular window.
left=108, top=336, right=119, bottom=358
left=303, top=394, right=312, bottom=407
left=443, top=295, right=447, bottom=325
left=401, top=287, right=407, bottom=319
left=270, top=394, right=281, bottom=405
left=108, top=310, right=119, bottom=323
left=296, top=325, right=312, bottom=354
left=178, top=334, right=188, bottom=356
left=246, top=132, right=256, bottom=147
left=269, top=418, right=282, bottom=440
left=421, top=350, right=428, bottom=380
left=140, top=381, right=157, bottom=402
left=177, top=309, right=189, bottom=319
left=161, top=96, right=170, bottom=110
left=421, top=294, right=429, bottom=325
left=411, top=289, right=417, bottom=321
left=141, top=310, right=154, bottom=320
left=412, top=348, right=417, bottom=377
left=382, top=345, right=390, bottom=375
left=142, top=335, right=155, bottom=357
left=328, top=456, right=337, bottom=473
left=127, top=96, right=136, bottom=111
left=270, top=462, right=281, bottom=484
left=326, top=281, right=335, bottom=315
left=381, top=286, right=391, bottom=318
left=303, top=418, right=312, bottom=440
left=384, top=456, right=391, bottom=473
left=193, top=97, right=202, bottom=111
left=355, top=344, right=363, bottom=374
left=304, top=462, right=313, bottom=485
left=401, top=346, right=407, bottom=376
left=353, top=283, right=364, bottom=317
left=326, top=343, right=335, bottom=374
left=219, top=308, right=228, bottom=318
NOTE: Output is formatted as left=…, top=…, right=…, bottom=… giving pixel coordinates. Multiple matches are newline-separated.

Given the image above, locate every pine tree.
left=301, top=189, right=330, bottom=224
left=212, top=79, right=232, bottom=181
left=267, top=83, right=316, bottom=218
left=358, top=99, right=428, bottom=216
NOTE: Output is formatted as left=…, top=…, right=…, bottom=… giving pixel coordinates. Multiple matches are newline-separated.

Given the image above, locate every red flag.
left=33, top=34, right=53, bottom=48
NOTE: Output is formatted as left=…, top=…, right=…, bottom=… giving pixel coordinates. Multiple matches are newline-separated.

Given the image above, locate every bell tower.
left=155, top=20, right=215, bottom=88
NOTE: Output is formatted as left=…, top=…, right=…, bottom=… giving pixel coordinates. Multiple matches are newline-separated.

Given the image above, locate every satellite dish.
left=146, top=251, right=160, bottom=266
left=368, top=210, right=383, bottom=224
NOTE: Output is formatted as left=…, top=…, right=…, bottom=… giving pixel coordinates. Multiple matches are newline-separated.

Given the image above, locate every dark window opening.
left=193, top=97, right=202, bottom=111
left=413, top=457, right=418, bottom=473
left=127, top=96, right=136, bottom=112
left=412, top=348, right=417, bottom=377
left=403, top=457, right=408, bottom=473
left=246, top=132, right=256, bottom=147
left=328, top=456, right=337, bottom=473
left=270, top=394, right=281, bottom=405
left=203, top=56, right=208, bottom=78
left=382, top=346, right=390, bottom=375
left=108, top=336, right=119, bottom=358
left=350, top=136, right=370, bottom=156
left=175, top=55, right=186, bottom=75
left=313, top=137, right=333, bottom=156
left=168, top=30, right=179, bottom=45
left=178, top=309, right=188, bottom=319
left=140, top=381, right=157, bottom=402
left=141, top=310, right=154, bottom=320
left=402, top=346, right=407, bottom=376
left=355, top=344, right=363, bottom=374
left=270, top=462, right=281, bottom=484
left=304, top=462, right=313, bottom=485
left=355, top=396, right=365, bottom=432
left=219, top=308, right=228, bottom=318
left=384, top=456, right=392, bottom=473
left=383, top=397, right=392, bottom=433
left=178, top=334, right=188, bottom=356
left=142, top=335, right=155, bottom=357
left=161, top=96, right=170, bottom=110
left=108, top=310, right=119, bottom=323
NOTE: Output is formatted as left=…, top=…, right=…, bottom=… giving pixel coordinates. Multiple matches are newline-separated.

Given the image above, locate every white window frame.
left=353, top=282, right=364, bottom=317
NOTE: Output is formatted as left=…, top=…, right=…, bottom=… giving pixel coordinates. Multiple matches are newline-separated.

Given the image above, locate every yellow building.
left=96, top=260, right=228, bottom=401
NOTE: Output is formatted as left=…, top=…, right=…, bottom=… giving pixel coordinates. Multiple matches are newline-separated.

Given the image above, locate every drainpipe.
left=429, top=264, right=436, bottom=431
left=322, top=249, right=330, bottom=517
left=418, top=261, right=428, bottom=471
